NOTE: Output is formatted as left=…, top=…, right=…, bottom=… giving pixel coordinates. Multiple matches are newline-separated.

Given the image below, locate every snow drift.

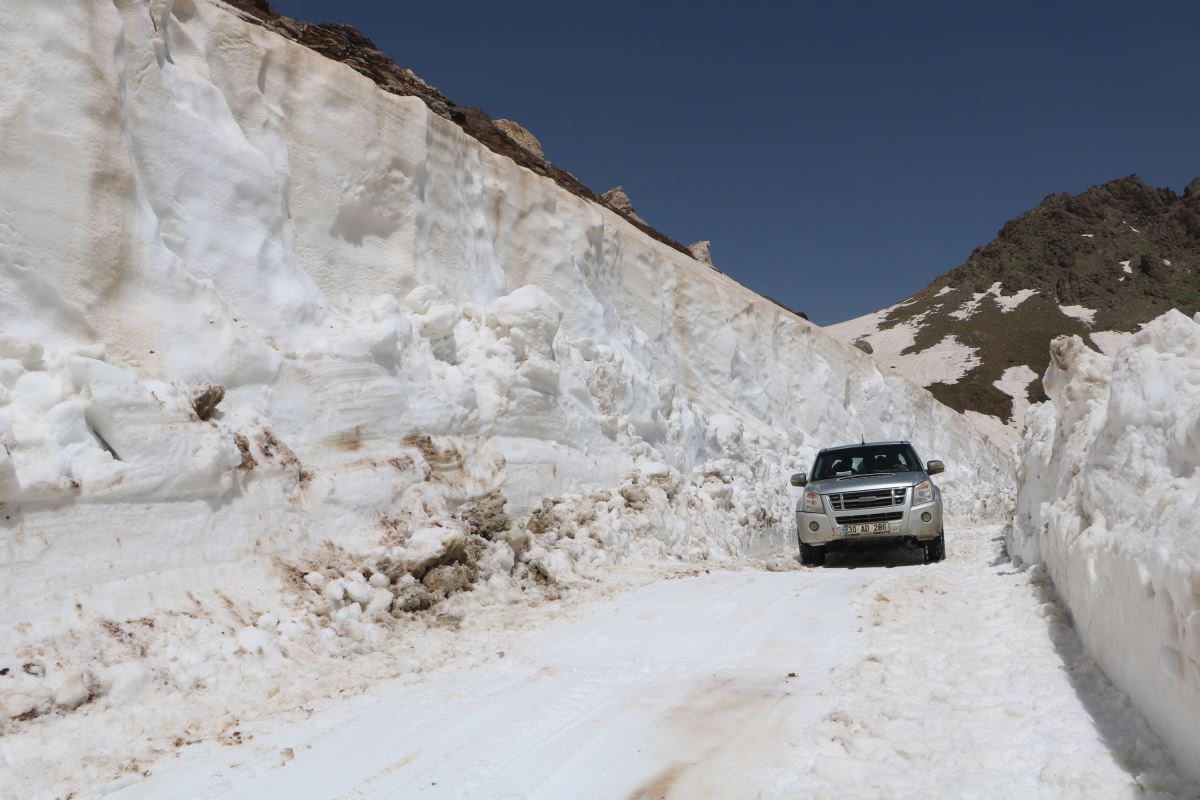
left=0, top=0, right=1012, bottom=746
left=1008, top=309, right=1200, bottom=780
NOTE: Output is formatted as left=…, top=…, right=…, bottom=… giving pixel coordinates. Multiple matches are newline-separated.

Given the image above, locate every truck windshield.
left=812, top=444, right=921, bottom=480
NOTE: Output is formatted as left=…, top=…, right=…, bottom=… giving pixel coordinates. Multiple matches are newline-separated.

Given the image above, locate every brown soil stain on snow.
left=628, top=764, right=686, bottom=800
left=626, top=672, right=793, bottom=799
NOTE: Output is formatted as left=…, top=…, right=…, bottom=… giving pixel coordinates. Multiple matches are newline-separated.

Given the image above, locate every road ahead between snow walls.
left=98, top=525, right=1198, bottom=799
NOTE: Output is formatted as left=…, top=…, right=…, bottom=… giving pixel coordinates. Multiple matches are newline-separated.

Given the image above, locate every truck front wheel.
left=923, top=532, right=946, bottom=563
left=800, top=541, right=826, bottom=567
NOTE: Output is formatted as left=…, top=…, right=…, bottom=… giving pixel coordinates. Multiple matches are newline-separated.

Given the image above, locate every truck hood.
left=807, top=471, right=926, bottom=494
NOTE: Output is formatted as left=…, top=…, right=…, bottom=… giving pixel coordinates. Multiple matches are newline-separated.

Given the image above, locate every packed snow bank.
left=1008, top=309, right=1200, bottom=780
left=0, top=0, right=1011, bottom=747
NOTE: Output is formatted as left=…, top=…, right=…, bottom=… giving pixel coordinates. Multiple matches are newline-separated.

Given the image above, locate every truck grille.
left=830, top=487, right=906, bottom=510
left=836, top=511, right=904, bottom=525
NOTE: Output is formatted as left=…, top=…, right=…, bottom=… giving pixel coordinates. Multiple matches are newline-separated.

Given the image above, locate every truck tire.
left=924, top=532, right=946, bottom=564
left=800, top=541, right=826, bottom=567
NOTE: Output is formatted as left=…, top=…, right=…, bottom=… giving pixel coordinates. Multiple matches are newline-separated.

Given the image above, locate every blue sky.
left=270, top=0, right=1199, bottom=324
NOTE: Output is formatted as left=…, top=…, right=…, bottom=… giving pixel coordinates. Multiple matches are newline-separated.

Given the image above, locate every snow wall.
left=1008, top=310, right=1200, bottom=780
left=0, top=0, right=1012, bottom=719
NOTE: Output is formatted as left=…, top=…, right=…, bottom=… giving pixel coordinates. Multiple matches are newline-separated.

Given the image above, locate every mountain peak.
left=828, top=174, right=1200, bottom=428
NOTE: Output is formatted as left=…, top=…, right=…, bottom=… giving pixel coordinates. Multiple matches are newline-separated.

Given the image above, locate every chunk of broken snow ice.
left=0, top=336, right=44, bottom=369
left=236, top=626, right=276, bottom=656
left=637, top=461, right=672, bottom=479
left=343, top=580, right=374, bottom=606
left=481, top=541, right=516, bottom=575
left=365, top=588, right=394, bottom=616
left=53, top=670, right=96, bottom=710
left=278, top=621, right=307, bottom=639
left=255, top=612, right=278, bottom=630
left=368, top=572, right=389, bottom=588
left=487, top=285, right=563, bottom=334
left=414, top=304, right=460, bottom=340
left=530, top=548, right=577, bottom=584
left=324, top=578, right=346, bottom=602
left=403, top=526, right=464, bottom=575
left=571, top=337, right=598, bottom=360
left=344, top=571, right=366, bottom=583
left=401, top=285, right=443, bottom=314
left=3, top=689, right=51, bottom=720
left=98, top=662, right=153, bottom=704
left=303, top=571, right=327, bottom=589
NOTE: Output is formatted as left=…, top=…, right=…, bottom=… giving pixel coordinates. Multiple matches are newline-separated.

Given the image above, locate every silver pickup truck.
left=790, top=441, right=945, bottom=566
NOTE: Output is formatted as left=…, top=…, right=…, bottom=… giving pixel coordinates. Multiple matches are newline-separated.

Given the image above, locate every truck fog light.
left=809, top=521, right=820, bottom=532
left=921, top=512, right=932, bottom=523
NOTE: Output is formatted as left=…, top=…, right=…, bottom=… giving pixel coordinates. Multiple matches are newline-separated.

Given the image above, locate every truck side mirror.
left=926, top=460, right=944, bottom=475
left=790, top=472, right=807, bottom=487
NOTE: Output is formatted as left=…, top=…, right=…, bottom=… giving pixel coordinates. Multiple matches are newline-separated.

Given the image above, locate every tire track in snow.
left=115, top=524, right=1198, bottom=799
left=118, top=570, right=875, bottom=799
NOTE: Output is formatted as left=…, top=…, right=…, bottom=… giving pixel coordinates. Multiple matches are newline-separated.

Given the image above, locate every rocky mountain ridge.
left=829, top=174, right=1200, bottom=430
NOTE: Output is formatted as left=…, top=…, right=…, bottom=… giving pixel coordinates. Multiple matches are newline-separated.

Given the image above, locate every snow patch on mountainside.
left=948, top=282, right=1040, bottom=319
left=1008, top=310, right=1200, bottom=780
left=824, top=310, right=980, bottom=389
left=822, top=304, right=911, bottom=349
left=1059, top=304, right=1097, bottom=326
left=994, top=287, right=1039, bottom=312
left=962, top=365, right=1038, bottom=450
left=889, top=334, right=981, bottom=385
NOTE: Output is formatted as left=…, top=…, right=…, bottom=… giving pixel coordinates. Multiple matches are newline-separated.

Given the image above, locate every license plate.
left=841, top=522, right=897, bottom=536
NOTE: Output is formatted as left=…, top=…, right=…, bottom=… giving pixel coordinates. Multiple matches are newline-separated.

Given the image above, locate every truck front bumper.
left=797, top=501, right=942, bottom=547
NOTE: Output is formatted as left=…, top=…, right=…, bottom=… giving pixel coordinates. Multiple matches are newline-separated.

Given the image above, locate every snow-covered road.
left=111, top=525, right=1198, bottom=800
left=124, top=568, right=870, bottom=799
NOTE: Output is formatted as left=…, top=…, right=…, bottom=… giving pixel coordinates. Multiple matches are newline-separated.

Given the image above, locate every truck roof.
left=818, top=440, right=911, bottom=453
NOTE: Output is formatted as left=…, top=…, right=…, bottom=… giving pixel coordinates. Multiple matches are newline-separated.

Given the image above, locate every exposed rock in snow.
left=1009, top=310, right=1200, bottom=780
left=687, top=240, right=713, bottom=265
left=600, top=186, right=648, bottom=225
left=494, top=119, right=544, bottom=160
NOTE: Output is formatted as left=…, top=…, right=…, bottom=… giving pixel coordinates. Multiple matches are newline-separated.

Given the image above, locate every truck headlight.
left=803, top=491, right=823, bottom=513
left=913, top=480, right=933, bottom=505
